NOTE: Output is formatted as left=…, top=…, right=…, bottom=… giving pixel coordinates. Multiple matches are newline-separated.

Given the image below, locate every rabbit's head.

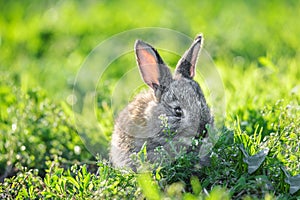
left=133, top=35, right=213, bottom=143
left=110, top=34, right=213, bottom=168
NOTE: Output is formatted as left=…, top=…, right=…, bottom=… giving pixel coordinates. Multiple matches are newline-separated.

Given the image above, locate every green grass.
left=0, top=0, right=300, bottom=199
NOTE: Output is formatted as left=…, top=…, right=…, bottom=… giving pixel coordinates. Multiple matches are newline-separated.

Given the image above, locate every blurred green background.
left=1, top=0, right=299, bottom=100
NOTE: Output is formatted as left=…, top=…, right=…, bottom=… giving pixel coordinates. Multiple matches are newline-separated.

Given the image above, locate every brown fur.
left=128, top=91, right=156, bottom=126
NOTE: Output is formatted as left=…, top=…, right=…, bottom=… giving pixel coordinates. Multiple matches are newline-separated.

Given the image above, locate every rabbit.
left=110, top=34, right=214, bottom=169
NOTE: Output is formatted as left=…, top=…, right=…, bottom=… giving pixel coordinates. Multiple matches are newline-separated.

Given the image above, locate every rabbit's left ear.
left=175, top=34, right=203, bottom=79
left=135, top=40, right=172, bottom=97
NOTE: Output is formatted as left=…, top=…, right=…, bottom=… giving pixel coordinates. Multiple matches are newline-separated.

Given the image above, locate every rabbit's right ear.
left=175, top=34, right=203, bottom=79
left=135, top=40, right=172, bottom=99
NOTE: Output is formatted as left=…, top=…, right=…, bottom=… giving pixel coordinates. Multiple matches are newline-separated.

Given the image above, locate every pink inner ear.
left=189, top=43, right=201, bottom=78
left=190, top=65, right=195, bottom=78
left=141, top=65, right=159, bottom=89
left=137, top=49, right=160, bottom=89
left=137, top=49, right=157, bottom=65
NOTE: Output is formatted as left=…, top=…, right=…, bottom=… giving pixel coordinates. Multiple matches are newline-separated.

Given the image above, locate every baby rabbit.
left=110, top=34, right=213, bottom=169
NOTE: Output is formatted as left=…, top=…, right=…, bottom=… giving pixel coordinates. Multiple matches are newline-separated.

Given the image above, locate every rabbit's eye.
left=174, top=106, right=183, bottom=117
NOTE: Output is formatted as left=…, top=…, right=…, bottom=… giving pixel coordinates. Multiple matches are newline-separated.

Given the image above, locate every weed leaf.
left=239, top=145, right=269, bottom=174
left=281, top=167, right=300, bottom=195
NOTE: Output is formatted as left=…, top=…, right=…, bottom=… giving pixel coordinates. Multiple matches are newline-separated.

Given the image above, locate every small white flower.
left=12, top=123, right=17, bottom=132
left=20, top=145, right=26, bottom=151
left=74, top=145, right=81, bottom=155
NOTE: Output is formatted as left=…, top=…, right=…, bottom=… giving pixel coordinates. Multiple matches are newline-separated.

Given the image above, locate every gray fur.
left=110, top=34, right=213, bottom=169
